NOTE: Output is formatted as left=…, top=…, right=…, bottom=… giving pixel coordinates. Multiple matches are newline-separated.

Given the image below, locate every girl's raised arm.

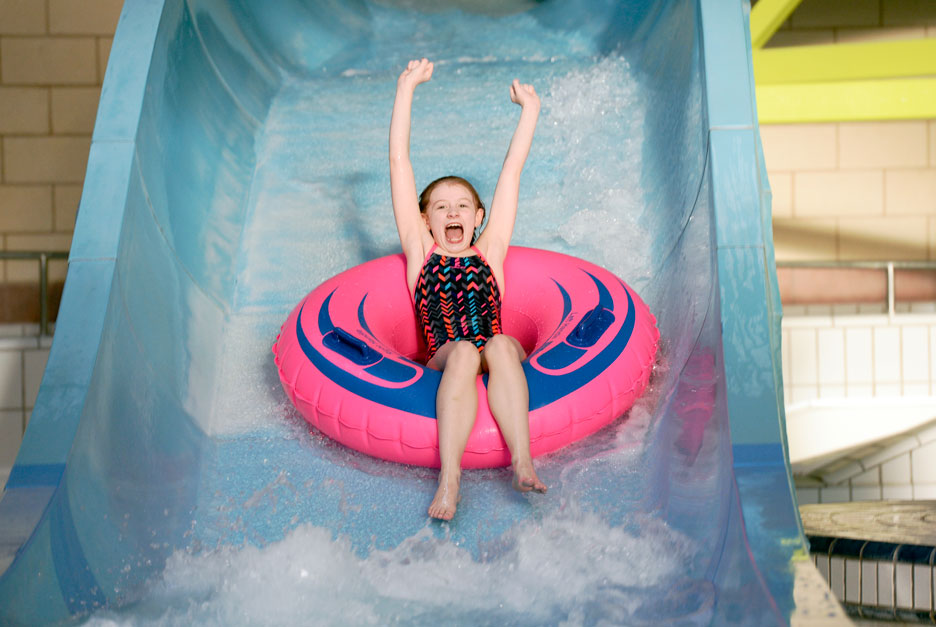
left=389, top=59, right=434, bottom=262
left=477, top=80, right=540, bottom=263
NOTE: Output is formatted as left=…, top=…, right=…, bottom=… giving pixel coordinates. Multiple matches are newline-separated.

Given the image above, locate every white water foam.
left=544, top=56, right=649, bottom=285
left=86, top=503, right=708, bottom=626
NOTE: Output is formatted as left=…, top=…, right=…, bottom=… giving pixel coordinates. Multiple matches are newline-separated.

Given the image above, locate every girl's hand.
left=509, top=79, right=539, bottom=109
left=398, top=58, right=434, bottom=91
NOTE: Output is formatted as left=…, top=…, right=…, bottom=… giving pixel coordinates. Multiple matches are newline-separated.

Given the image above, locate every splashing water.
left=86, top=502, right=713, bottom=626
left=79, top=3, right=712, bottom=624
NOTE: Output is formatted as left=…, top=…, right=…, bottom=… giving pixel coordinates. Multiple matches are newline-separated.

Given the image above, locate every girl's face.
left=423, top=182, right=484, bottom=255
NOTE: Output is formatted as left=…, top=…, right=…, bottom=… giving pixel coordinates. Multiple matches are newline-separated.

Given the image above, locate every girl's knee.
left=446, top=341, right=481, bottom=370
left=483, top=334, right=523, bottom=363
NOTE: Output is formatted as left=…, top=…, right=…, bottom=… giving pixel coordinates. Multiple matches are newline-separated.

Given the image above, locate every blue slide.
left=0, top=1, right=806, bottom=624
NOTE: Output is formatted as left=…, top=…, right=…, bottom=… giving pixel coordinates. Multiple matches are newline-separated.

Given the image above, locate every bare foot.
left=428, top=474, right=460, bottom=520
left=512, top=459, right=547, bottom=494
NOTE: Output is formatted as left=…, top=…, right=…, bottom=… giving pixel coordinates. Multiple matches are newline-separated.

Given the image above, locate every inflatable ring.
left=273, top=247, right=658, bottom=468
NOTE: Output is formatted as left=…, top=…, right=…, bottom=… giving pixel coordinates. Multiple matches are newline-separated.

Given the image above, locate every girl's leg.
left=481, top=335, right=547, bottom=494
left=427, top=341, right=481, bottom=520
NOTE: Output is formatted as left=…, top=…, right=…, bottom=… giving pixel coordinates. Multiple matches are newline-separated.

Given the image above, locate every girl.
left=389, top=58, right=547, bottom=520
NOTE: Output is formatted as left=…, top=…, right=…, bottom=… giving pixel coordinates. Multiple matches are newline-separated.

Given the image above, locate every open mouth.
left=445, top=223, right=464, bottom=244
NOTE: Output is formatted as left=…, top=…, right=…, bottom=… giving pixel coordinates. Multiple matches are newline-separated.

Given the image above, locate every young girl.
left=389, top=58, right=547, bottom=520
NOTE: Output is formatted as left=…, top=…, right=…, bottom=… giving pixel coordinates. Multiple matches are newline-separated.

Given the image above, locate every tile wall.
left=0, top=324, right=51, bottom=490
left=782, top=303, right=936, bottom=405
left=0, top=0, right=122, bottom=283
left=783, top=305, right=936, bottom=505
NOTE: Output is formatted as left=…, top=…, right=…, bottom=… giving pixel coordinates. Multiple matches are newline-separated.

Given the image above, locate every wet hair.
left=418, top=176, right=486, bottom=243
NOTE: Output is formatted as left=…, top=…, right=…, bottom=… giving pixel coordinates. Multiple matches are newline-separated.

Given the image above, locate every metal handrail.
left=811, top=537, right=936, bottom=623
left=776, top=259, right=936, bottom=320
left=0, top=251, right=68, bottom=336
left=777, top=261, right=936, bottom=270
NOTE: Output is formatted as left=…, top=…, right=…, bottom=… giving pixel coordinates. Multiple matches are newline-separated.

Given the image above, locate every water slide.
left=0, top=0, right=812, bottom=623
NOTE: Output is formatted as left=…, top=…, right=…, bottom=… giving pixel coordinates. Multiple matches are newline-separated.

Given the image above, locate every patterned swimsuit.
left=414, top=245, right=503, bottom=362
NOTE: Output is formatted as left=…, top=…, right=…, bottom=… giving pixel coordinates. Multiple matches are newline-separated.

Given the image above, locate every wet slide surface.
left=0, top=1, right=806, bottom=624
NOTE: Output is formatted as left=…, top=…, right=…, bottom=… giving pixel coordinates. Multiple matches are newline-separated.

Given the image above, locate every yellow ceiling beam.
left=750, top=0, right=804, bottom=49
left=756, top=77, right=936, bottom=123
left=754, top=39, right=936, bottom=85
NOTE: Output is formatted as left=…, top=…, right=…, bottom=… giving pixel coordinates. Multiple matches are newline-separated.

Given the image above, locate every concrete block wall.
left=763, top=0, right=936, bottom=264
left=767, top=121, right=936, bottom=262
left=0, top=0, right=122, bottom=287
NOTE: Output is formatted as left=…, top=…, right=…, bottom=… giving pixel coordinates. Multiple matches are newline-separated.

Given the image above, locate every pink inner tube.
left=273, top=246, right=659, bottom=468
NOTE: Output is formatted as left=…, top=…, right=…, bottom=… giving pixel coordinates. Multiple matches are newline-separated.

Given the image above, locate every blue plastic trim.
left=567, top=306, right=615, bottom=348
left=537, top=342, right=587, bottom=370
left=364, top=357, right=420, bottom=384
left=526, top=289, right=636, bottom=411
left=298, top=302, right=440, bottom=418
left=732, top=443, right=786, bottom=468
left=5, top=464, right=66, bottom=489
left=322, top=328, right=381, bottom=366
left=298, top=279, right=636, bottom=416
left=49, top=476, right=105, bottom=614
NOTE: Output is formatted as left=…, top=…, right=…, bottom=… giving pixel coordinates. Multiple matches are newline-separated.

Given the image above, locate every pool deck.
left=801, top=500, right=936, bottom=548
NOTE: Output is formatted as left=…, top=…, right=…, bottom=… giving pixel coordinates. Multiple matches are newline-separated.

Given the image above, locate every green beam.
left=754, top=39, right=936, bottom=85
left=756, top=77, right=936, bottom=123
left=750, top=0, right=804, bottom=49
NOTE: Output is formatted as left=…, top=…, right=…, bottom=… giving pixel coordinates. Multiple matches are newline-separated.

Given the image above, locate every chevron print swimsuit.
left=414, top=245, right=503, bottom=362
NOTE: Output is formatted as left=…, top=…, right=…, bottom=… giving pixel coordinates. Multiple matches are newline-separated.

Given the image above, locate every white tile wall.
left=882, top=485, right=913, bottom=500
left=790, top=328, right=820, bottom=385
left=795, top=488, right=820, bottom=504
left=846, top=383, right=873, bottom=398
left=792, top=384, right=820, bottom=404
left=903, top=382, right=930, bottom=396
left=23, top=348, right=49, bottom=410
left=844, top=327, right=873, bottom=387
left=874, top=382, right=902, bottom=396
left=873, top=327, right=901, bottom=387
left=821, top=486, right=851, bottom=502
left=817, top=328, right=845, bottom=385
left=818, top=384, right=845, bottom=399
left=912, top=484, right=936, bottom=499
left=911, top=439, right=936, bottom=480
left=851, top=467, right=880, bottom=486
left=901, top=326, right=929, bottom=386
left=0, top=325, right=52, bottom=492
left=785, top=308, right=936, bottom=505
left=0, top=351, right=24, bottom=410
left=784, top=312, right=936, bottom=403
left=0, top=410, right=23, bottom=468
left=929, top=329, right=936, bottom=390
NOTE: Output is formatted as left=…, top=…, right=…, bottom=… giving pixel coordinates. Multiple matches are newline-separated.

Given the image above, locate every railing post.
left=40, top=252, right=49, bottom=336
left=0, top=250, right=66, bottom=336
left=887, top=262, right=895, bottom=321
left=893, top=545, right=901, bottom=620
